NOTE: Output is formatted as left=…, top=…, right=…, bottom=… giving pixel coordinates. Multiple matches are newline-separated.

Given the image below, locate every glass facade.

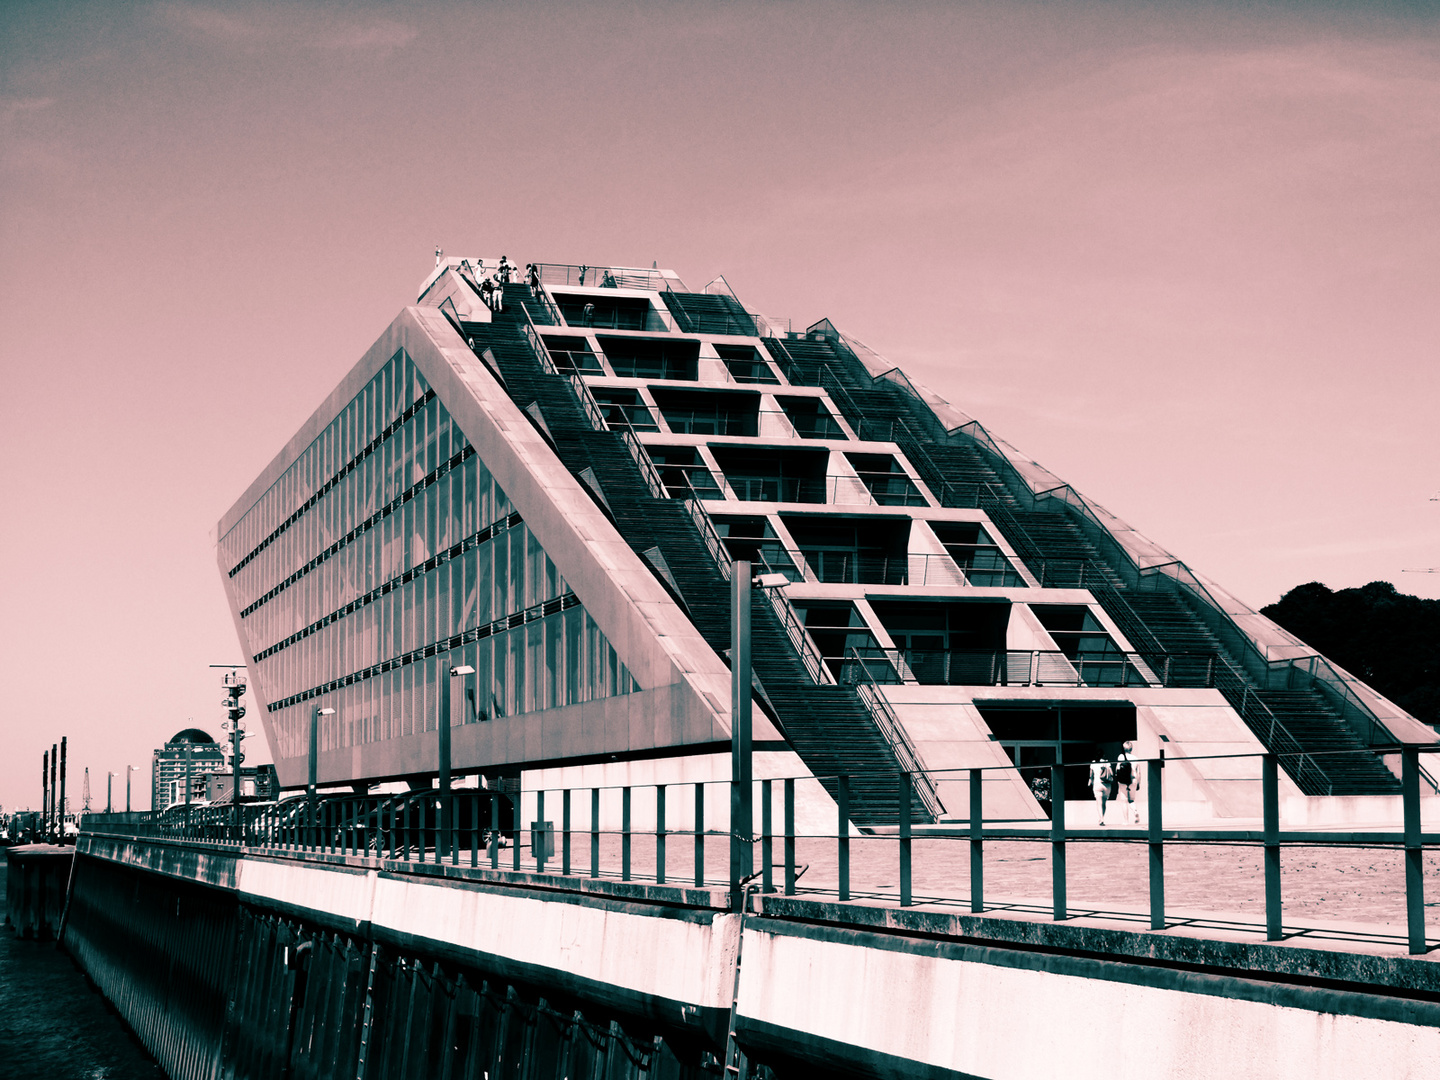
left=219, top=350, right=635, bottom=766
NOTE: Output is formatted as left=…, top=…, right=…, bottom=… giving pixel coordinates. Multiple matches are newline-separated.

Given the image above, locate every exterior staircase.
left=779, top=328, right=1403, bottom=797
left=462, top=289, right=918, bottom=824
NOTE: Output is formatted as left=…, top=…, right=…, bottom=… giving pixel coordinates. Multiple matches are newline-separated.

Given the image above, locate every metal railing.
left=533, top=263, right=681, bottom=292
left=79, top=743, right=1439, bottom=953
left=844, top=648, right=944, bottom=820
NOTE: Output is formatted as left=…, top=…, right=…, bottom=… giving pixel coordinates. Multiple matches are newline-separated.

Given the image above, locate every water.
left=0, top=861, right=165, bottom=1080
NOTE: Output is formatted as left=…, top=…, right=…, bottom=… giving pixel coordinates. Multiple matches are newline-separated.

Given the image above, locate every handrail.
left=619, top=427, right=669, bottom=500
left=762, top=582, right=833, bottom=685
left=845, top=648, right=944, bottom=821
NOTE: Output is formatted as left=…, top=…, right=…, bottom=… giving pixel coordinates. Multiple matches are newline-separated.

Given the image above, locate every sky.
left=2, top=0, right=1438, bottom=812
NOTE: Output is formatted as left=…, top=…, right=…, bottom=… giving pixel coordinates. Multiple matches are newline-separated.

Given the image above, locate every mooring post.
left=970, top=767, right=984, bottom=913
left=1403, top=745, right=1426, bottom=954
left=731, top=561, right=753, bottom=913
left=899, top=773, right=912, bottom=908
left=1263, top=753, right=1282, bottom=940
left=1051, top=763, right=1066, bottom=921
left=1149, top=755, right=1165, bottom=930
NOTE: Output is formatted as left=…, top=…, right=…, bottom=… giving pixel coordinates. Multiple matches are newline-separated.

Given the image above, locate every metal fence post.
left=622, top=786, right=632, bottom=881
left=1403, top=746, right=1426, bottom=955
left=1050, top=763, right=1066, bottom=921
left=488, top=793, right=499, bottom=869
left=899, top=773, right=912, bottom=908
left=838, top=775, right=850, bottom=902
left=656, top=785, right=666, bottom=885
left=536, top=790, right=547, bottom=874
left=562, top=789, right=572, bottom=876
left=1148, top=756, right=1165, bottom=930
left=590, top=787, right=600, bottom=879
left=784, top=778, right=796, bottom=896
left=470, top=794, right=479, bottom=867
left=695, top=782, right=705, bottom=887
left=761, top=780, right=773, bottom=893
left=970, top=768, right=984, bottom=913
left=1263, top=754, right=1282, bottom=941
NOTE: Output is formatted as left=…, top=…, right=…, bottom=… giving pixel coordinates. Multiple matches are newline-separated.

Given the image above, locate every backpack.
left=1114, top=756, right=1133, bottom=786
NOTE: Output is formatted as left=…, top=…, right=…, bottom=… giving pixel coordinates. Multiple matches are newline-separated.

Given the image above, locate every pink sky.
left=2, top=1, right=1437, bottom=811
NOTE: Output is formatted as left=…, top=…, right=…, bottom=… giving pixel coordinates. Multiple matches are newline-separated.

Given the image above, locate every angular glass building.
left=218, top=258, right=1434, bottom=827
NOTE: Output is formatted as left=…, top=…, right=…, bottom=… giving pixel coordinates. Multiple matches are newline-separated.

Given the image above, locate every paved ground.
left=449, top=828, right=1438, bottom=952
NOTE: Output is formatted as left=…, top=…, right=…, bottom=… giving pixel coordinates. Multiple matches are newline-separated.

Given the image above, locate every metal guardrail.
left=78, top=742, right=1439, bottom=953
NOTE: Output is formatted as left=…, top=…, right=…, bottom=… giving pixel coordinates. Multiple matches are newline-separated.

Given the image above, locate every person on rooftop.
left=526, top=263, right=541, bottom=297
left=498, top=256, right=515, bottom=284
left=490, top=275, right=504, bottom=311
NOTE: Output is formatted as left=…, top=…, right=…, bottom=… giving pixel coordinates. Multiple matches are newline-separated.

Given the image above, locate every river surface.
left=0, top=860, right=166, bottom=1080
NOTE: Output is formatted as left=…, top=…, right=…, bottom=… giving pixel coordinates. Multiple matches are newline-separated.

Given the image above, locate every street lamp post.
left=310, top=705, right=334, bottom=848
left=107, top=770, right=114, bottom=815
left=126, top=765, right=138, bottom=813
left=438, top=663, right=475, bottom=859
left=731, top=561, right=753, bottom=912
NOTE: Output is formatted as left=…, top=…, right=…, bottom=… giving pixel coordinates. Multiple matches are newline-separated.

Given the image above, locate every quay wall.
left=61, top=835, right=1440, bottom=1080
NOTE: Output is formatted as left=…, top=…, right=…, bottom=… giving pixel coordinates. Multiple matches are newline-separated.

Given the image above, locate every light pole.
left=107, top=770, right=114, bottom=814
left=731, top=561, right=753, bottom=912
left=126, top=765, right=138, bottom=813
left=438, top=662, right=474, bottom=858
left=310, top=705, right=334, bottom=849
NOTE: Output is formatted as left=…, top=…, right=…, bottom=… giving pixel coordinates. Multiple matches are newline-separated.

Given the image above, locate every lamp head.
left=451, top=665, right=475, bottom=676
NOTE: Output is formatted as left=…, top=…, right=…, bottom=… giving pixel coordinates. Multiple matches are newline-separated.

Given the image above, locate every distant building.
left=217, top=258, right=1434, bottom=827
left=151, top=729, right=224, bottom=811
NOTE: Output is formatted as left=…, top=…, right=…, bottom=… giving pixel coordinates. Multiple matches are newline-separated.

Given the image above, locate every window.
left=781, top=516, right=911, bottom=584
left=712, top=515, right=802, bottom=580
left=715, top=344, right=779, bottom=384
left=844, top=453, right=924, bottom=506
left=1031, top=605, right=1138, bottom=686
left=931, top=522, right=1025, bottom=587
left=542, top=335, right=603, bottom=373
left=592, top=388, right=659, bottom=431
left=554, top=294, right=660, bottom=331
left=648, top=446, right=724, bottom=499
left=597, top=337, right=699, bottom=380
left=650, top=389, right=759, bottom=436
left=976, top=703, right=1137, bottom=814
left=776, top=396, right=846, bottom=439
left=711, top=447, right=829, bottom=503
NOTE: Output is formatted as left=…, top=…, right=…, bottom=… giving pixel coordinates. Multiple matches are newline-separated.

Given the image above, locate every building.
left=216, top=258, right=1435, bottom=827
left=151, top=728, right=225, bottom=811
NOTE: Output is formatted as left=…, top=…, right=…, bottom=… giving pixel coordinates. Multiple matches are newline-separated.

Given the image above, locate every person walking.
left=526, top=263, right=541, bottom=297
left=478, top=276, right=495, bottom=310
left=1089, top=756, right=1114, bottom=825
left=490, top=275, right=504, bottom=311
left=498, top=255, right=515, bottom=284
left=1113, top=741, right=1141, bottom=824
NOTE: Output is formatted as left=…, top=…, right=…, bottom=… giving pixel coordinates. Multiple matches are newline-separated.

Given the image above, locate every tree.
left=1262, top=581, right=1440, bottom=731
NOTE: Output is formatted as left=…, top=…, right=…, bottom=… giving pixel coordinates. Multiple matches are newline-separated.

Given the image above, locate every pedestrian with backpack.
left=1113, top=741, right=1141, bottom=825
